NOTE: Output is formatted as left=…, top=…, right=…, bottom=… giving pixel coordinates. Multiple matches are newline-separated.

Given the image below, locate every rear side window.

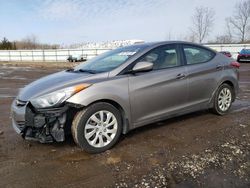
left=183, top=45, right=215, bottom=65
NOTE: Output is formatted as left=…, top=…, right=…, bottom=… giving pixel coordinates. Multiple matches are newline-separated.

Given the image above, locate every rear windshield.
left=240, top=49, right=250, bottom=54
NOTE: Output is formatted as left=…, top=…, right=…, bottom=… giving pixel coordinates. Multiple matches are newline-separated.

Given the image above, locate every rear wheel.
left=72, top=102, right=122, bottom=153
left=212, top=83, right=233, bottom=115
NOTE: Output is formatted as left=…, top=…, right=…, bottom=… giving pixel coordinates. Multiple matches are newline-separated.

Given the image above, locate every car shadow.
left=120, top=110, right=211, bottom=141
left=55, top=109, right=220, bottom=149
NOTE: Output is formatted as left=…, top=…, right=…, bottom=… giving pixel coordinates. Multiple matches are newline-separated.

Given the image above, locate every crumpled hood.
left=18, top=70, right=108, bottom=101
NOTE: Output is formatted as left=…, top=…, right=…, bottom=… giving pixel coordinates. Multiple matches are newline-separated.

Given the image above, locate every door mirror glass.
left=132, top=61, right=153, bottom=73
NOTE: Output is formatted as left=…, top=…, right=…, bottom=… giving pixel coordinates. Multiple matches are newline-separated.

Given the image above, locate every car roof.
left=128, top=41, right=215, bottom=51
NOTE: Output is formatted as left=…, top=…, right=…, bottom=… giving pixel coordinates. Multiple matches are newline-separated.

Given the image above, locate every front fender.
left=66, top=76, right=131, bottom=127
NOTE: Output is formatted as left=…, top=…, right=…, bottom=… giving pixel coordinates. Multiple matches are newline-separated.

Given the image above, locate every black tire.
left=212, top=83, right=234, bottom=115
left=71, top=102, right=122, bottom=153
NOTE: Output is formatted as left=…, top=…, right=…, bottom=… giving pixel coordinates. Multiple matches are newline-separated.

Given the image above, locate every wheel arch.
left=220, top=80, right=236, bottom=101
left=209, top=79, right=237, bottom=108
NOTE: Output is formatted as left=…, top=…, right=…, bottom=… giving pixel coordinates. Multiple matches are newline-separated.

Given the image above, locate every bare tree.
left=214, top=35, right=233, bottom=44
left=14, top=34, right=60, bottom=50
left=226, top=18, right=233, bottom=41
left=23, top=34, right=39, bottom=49
left=228, top=0, right=250, bottom=42
left=184, top=31, right=196, bottom=43
left=15, top=34, right=39, bottom=49
left=213, top=19, right=234, bottom=44
left=191, top=6, right=215, bottom=43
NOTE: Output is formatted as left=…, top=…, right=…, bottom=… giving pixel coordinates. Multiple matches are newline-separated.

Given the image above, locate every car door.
left=182, top=44, right=221, bottom=108
left=128, top=44, right=188, bottom=127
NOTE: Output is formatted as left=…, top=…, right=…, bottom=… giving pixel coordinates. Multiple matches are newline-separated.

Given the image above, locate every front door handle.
left=176, top=73, right=186, bottom=79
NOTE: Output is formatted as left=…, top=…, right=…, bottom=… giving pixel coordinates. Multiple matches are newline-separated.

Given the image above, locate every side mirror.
left=132, top=61, right=153, bottom=73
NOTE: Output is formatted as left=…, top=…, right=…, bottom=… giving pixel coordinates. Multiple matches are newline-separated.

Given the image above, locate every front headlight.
left=30, top=84, right=91, bottom=108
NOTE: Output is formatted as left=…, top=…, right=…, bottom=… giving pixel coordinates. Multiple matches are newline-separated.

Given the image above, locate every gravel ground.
left=0, top=63, right=250, bottom=188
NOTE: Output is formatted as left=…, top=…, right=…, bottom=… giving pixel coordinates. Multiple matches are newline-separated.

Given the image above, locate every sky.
left=0, top=0, right=240, bottom=45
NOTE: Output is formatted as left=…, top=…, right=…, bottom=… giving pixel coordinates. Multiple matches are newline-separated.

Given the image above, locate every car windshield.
left=74, top=45, right=145, bottom=73
left=240, top=49, right=250, bottom=55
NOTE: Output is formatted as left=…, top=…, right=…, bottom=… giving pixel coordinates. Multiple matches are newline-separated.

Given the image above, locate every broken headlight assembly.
left=30, top=84, right=91, bottom=108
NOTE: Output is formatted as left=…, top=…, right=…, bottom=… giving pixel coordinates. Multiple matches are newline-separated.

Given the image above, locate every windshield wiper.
left=78, top=69, right=97, bottom=74
left=66, top=68, right=74, bottom=72
left=66, top=68, right=96, bottom=74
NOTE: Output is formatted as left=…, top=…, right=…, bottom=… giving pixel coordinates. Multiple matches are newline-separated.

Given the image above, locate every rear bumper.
left=238, top=58, right=250, bottom=62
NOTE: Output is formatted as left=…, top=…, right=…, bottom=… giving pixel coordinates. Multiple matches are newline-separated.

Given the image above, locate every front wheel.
left=71, top=102, right=122, bottom=153
left=212, top=83, right=233, bottom=115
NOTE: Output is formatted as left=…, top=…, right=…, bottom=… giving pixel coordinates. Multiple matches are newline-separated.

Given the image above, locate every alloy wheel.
left=84, top=110, right=118, bottom=148
left=218, top=88, right=232, bottom=112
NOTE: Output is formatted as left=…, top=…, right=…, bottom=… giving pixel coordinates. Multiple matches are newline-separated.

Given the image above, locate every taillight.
left=230, top=61, right=240, bottom=68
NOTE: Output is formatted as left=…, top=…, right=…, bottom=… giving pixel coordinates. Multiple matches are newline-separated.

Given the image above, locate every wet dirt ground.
left=0, top=63, right=250, bottom=188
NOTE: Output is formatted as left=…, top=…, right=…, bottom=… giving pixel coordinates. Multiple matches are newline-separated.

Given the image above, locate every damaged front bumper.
left=11, top=99, right=73, bottom=143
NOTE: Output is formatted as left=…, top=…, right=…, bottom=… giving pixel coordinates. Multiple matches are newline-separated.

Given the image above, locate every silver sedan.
left=11, top=41, right=240, bottom=153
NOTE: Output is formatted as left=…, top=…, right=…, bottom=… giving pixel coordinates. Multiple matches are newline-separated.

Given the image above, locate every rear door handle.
left=216, top=65, right=223, bottom=70
left=176, top=73, right=186, bottom=79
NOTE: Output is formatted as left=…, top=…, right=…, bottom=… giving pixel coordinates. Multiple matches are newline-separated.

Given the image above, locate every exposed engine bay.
left=21, top=103, right=79, bottom=143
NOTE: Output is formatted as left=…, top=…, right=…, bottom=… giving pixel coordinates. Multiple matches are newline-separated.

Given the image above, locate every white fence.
left=0, top=48, right=111, bottom=62
left=206, top=43, right=250, bottom=59
left=0, top=43, right=250, bottom=62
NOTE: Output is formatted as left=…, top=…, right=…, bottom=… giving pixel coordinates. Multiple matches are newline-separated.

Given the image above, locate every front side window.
left=138, top=44, right=180, bottom=70
left=183, top=45, right=215, bottom=65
